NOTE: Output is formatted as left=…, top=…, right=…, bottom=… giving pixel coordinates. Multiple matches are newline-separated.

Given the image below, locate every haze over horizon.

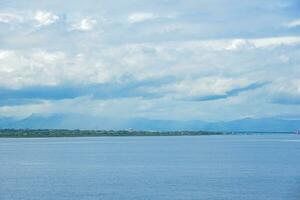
left=1, top=0, right=300, bottom=125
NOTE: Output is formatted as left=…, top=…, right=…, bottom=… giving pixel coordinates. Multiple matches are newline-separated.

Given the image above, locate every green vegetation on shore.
left=0, top=129, right=224, bottom=138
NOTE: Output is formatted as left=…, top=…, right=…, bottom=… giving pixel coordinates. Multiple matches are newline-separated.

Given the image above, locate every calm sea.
left=1, top=134, right=300, bottom=200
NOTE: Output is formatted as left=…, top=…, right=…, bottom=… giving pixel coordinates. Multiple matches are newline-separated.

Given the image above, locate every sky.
left=0, top=0, right=300, bottom=121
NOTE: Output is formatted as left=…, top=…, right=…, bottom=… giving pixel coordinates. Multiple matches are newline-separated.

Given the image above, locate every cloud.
left=192, top=82, right=267, bottom=101
left=0, top=50, right=14, bottom=60
left=271, top=80, right=300, bottom=105
left=34, top=11, right=59, bottom=26
left=0, top=35, right=299, bottom=91
left=284, top=19, right=300, bottom=28
left=0, top=99, right=42, bottom=106
left=0, top=85, right=85, bottom=101
left=0, top=1, right=300, bottom=121
left=0, top=12, right=24, bottom=24
left=128, top=12, right=156, bottom=24
left=272, top=96, right=300, bottom=105
left=251, top=36, right=300, bottom=48
left=71, top=17, right=97, bottom=31
left=0, top=79, right=268, bottom=106
left=0, top=77, right=174, bottom=106
left=144, top=77, right=263, bottom=100
left=0, top=50, right=67, bottom=88
left=197, top=36, right=300, bottom=51
left=225, top=39, right=255, bottom=50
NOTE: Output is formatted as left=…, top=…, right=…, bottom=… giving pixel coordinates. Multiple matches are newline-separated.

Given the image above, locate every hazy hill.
left=0, top=114, right=299, bottom=132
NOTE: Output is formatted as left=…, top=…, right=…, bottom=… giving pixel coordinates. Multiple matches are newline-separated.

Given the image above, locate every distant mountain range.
left=0, top=114, right=300, bottom=132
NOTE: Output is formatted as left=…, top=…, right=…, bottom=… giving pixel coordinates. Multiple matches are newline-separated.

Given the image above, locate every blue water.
left=1, top=134, right=300, bottom=200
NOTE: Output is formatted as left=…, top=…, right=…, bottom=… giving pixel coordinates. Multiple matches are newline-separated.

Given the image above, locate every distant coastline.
left=0, top=129, right=223, bottom=138
left=0, top=129, right=294, bottom=138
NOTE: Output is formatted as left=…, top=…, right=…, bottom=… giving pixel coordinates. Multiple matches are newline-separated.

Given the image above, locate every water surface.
left=1, top=134, right=300, bottom=200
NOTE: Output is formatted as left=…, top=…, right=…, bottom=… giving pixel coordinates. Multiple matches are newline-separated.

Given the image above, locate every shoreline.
left=0, top=129, right=294, bottom=138
left=0, top=129, right=223, bottom=138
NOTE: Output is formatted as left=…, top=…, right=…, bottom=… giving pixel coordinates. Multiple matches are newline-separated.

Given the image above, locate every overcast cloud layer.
left=0, top=0, right=300, bottom=121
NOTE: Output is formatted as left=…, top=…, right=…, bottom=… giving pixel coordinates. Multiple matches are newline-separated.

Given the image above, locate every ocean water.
left=0, top=134, right=300, bottom=200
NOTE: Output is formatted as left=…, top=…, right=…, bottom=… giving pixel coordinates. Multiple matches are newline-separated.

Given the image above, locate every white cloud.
left=144, top=77, right=252, bottom=99
left=279, top=54, right=290, bottom=63
left=0, top=36, right=299, bottom=122
left=1, top=35, right=299, bottom=90
left=272, top=79, right=300, bottom=95
left=166, top=36, right=300, bottom=51
left=128, top=12, right=156, bottom=24
left=34, top=11, right=59, bottom=26
left=0, top=50, right=14, bottom=60
left=0, top=50, right=67, bottom=88
left=31, top=50, right=66, bottom=64
left=252, top=36, right=300, bottom=48
left=71, top=17, right=97, bottom=31
left=0, top=1, right=299, bottom=121
left=0, top=12, right=23, bottom=23
left=0, top=49, right=113, bottom=89
left=225, top=39, right=255, bottom=50
left=284, top=19, right=300, bottom=28
left=0, top=10, right=59, bottom=27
